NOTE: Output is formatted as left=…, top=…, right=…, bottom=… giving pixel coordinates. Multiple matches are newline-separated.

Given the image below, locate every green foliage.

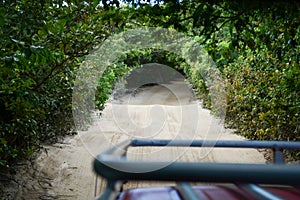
left=95, top=63, right=128, bottom=110
left=183, top=1, right=300, bottom=143
left=225, top=53, right=299, bottom=140
left=0, top=0, right=111, bottom=167
left=118, top=0, right=300, bottom=145
left=95, top=48, right=204, bottom=110
left=223, top=16, right=300, bottom=141
left=1, top=0, right=299, bottom=168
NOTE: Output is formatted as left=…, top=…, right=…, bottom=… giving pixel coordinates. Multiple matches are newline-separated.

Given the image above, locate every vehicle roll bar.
left=94, top=139, right=300, bottom=199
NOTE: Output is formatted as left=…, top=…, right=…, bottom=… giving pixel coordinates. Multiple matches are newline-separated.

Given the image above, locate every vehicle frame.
left=94, top=139, right=300, bottom=200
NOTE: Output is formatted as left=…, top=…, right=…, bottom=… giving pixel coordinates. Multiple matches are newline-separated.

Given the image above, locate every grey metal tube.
left=238, top=184, right=283, bottom=200
left=94, top=157, right=300, bottom=185
left=176, top=182, right=200, bottom=200
left=131, top=139, right=300, bottom=150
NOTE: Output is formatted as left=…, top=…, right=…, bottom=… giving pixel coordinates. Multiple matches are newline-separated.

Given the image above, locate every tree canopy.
left=0, top=0, right=299, bottom=169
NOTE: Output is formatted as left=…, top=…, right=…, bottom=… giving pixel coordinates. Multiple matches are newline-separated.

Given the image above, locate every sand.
left=14, top=78, right=265, bottom=200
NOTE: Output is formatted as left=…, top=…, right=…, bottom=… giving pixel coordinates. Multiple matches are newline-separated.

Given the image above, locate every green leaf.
left=0, top=138, right=7, bottom=145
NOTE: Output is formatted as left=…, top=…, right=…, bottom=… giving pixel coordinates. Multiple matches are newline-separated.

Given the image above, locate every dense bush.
left=202, top=3, right=300, bottom=142
left=1, top=0, right=299, bottom=169
left=120, top=0, right=299, bottom=147
left=223, top=17, right=300, bottom=141
left=0, top=1, right=111, bottom=168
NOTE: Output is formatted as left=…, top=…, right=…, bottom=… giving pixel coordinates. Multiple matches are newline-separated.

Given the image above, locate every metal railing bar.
left=238, top=184, right=283, bottom=200
left=93, top=138, right=300, bottom=197
left=102, top=139, right=131, bottom=157
left=273, top=149, right=285, bottom=164
left=96, top=180, right=123, bottom=200
left=94, top=158, right=300, bottom=185
left=130, top=139, right=300, bottom=150
left=176, top=182, right=201, bottom=200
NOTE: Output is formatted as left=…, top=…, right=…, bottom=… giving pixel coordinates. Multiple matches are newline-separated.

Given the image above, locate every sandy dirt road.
left=15, top=78, right=265, bottom=200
